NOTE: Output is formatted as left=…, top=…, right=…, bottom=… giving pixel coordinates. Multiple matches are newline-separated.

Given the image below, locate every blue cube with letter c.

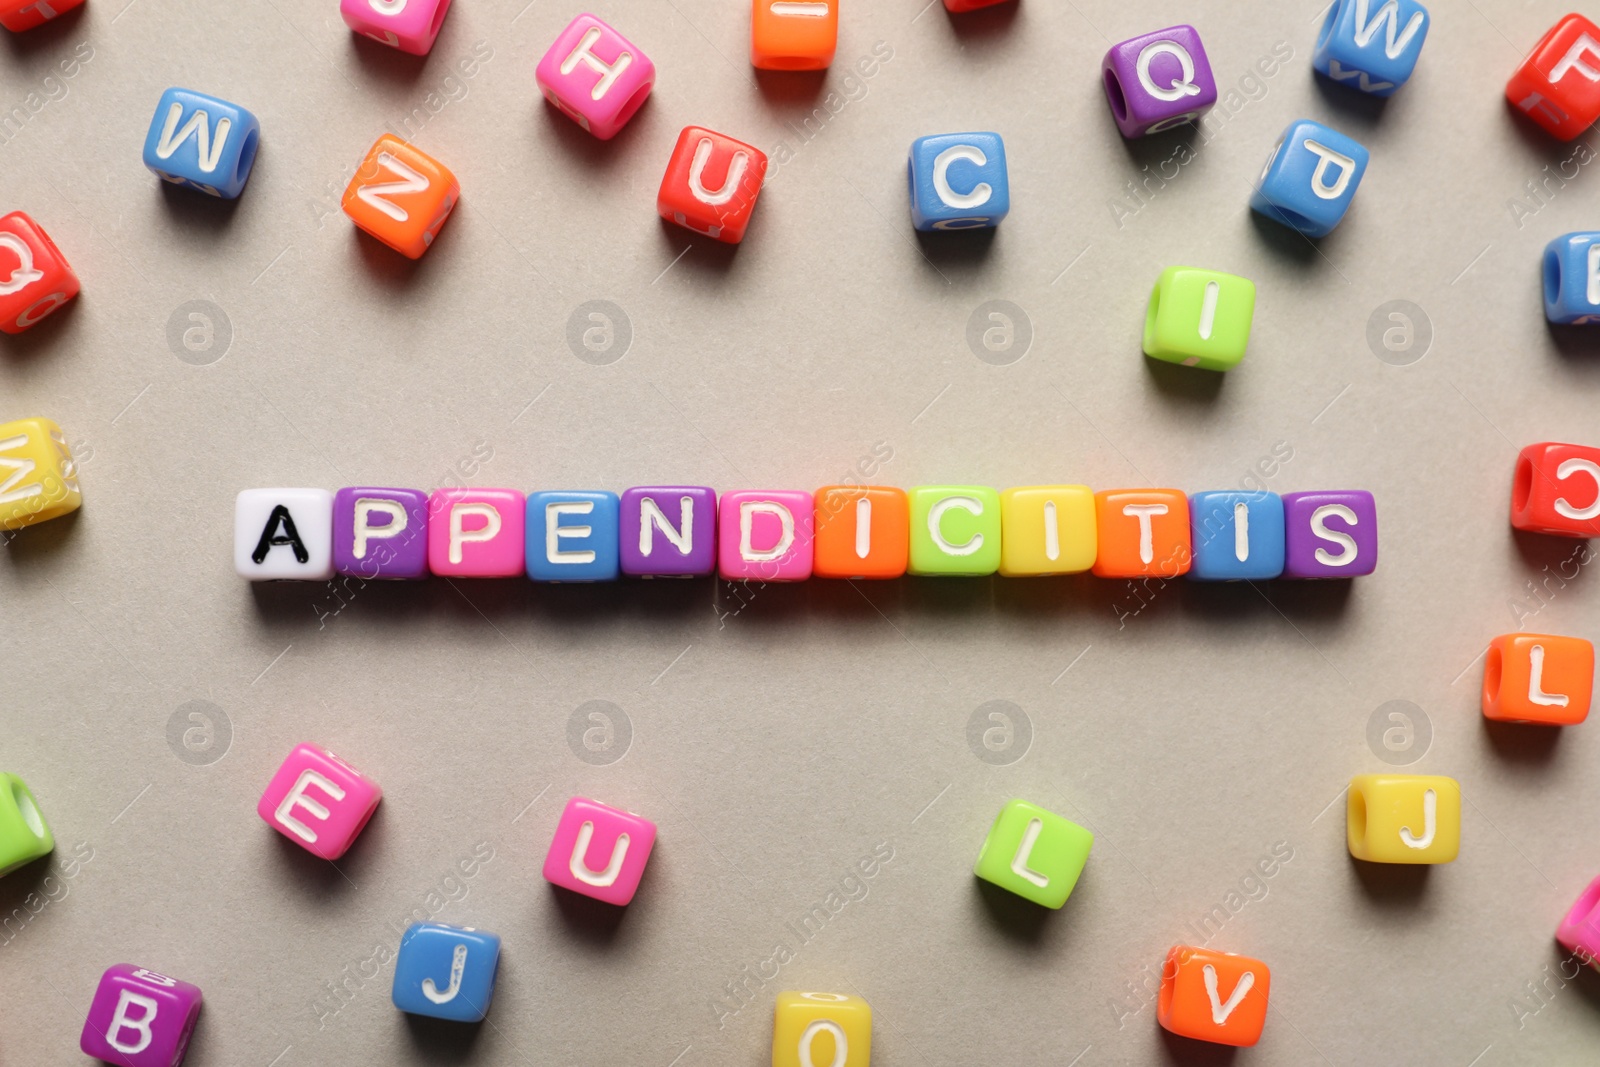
left=908, top=132, right=1009, bottom=232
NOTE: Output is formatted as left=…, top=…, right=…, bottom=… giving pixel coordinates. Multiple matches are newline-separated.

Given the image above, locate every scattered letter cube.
left=1513, top=442, right=1600, bottom=537
left=1544, top=232, right=1600, bottom=324
left=973, top=798, right=1093, bottom=909
left=1507, top=14, right=1600, bottom=141
left=536, top=14, right=655, bottom=139
left=0, top=0, right=85, bottom=33
left=0, top=417, right=80, bottom=530
left=772, top=991, right=871, bottom=1067
left=80, top=965, right=203, bottom=1067
left=1483, top=633, right=1594, bottom=726
left=542, top=796, right=656, bottom=906
left=1158, top=946, right=1270, bottom=1047
left=658, top=126, right=768, bottom=243
left=1313, top=0, right=1430, bottom=97
left=257, top=743, right=382, bottom=860
left=340, top=0, right=453, bottom=55
left=342, top=134, right=459, bottom=259
left=234, top=488, right=333, bottom=581
left=1281, top=490, right=1377, bottom=578
left=1142, top=266, right=1255, bottom=371
left=1347, top=773, right=1460, bottom=864
left=908, top=132, right=1009, bottom=231
left=143, top=88, right=260, bottom=199
left=0, top=212, right=79, bottom=332
left=392, top=923, right=501, bottom=1022
left=1250, top=120, right=1369, bottom=237
left=1557, top=875, right=1600, bottom=965
left=1102, top=26, right=1217, bottom=137
left=0, top=772, right=52, bottom=876
left=752, top=0, right=837, bottom=70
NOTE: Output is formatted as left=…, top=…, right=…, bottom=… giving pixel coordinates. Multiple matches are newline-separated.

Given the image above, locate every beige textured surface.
left=4, top=0, right=1600, bottom=1063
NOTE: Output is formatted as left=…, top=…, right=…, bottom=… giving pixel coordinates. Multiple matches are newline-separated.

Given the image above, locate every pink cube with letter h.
left=536, top=14, right=656, bottom=140
left=257, top=743, right=382, bottom=860
left=542, top=796, right=656, bottom=905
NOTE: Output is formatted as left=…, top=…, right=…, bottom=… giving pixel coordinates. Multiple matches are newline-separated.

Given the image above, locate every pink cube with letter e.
left=542, top=796, right=656, bottom=906
left=536, top=14, right=656, bottom=140
left=80, top=964, right=203, bottom=1067
left=257, top=743, right=382, bottom=860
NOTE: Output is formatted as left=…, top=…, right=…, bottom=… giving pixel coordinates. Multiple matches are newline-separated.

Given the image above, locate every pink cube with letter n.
left=257, top=743, right=382, bottom=860
left=80, top=964, right=203, bottom=1067
left=542, top=796, right=656, bottom=905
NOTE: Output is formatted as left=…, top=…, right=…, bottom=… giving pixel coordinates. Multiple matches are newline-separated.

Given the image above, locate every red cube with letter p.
left=257, top=743, right=382, bottom=860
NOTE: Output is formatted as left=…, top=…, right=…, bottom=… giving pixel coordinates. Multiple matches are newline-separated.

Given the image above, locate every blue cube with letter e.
left=392, top=923, right=501, bottom=1022
left=142, top=87, right=261, bottom=199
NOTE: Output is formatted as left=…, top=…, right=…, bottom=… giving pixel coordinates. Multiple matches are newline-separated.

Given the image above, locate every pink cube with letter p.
left=542, top=796, right=656, bottom=906
left=717, top=489, right=814, bottom=581
left=536, top=14, right=656, bottom=140
left=257, top=743, right=382, bottom=860
left=427, top=488, right=526, bottom=577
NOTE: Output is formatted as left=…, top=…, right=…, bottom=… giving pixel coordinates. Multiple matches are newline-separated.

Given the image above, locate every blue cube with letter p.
left=1250, top=120, right=1368, bottom=238
left=392, top=923, right=501, bottom=1022
left=142, top=87, right=261, bottom=199
left=908, top=132, right=1009, bottom=232
left=525, top=490, right=621, bottom=582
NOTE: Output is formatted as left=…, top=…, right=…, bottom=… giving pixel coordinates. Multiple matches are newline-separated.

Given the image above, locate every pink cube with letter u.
left=257, top=743, right=382, bottom=860
left=542, top=796, right=656, bottom=906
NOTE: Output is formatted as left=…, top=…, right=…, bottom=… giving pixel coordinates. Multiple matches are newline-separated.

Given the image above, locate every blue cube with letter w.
left=142, top=87, right=261, bottom=199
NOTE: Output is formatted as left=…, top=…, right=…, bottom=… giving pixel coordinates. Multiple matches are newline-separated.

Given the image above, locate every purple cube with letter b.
left=80, top=964, right=203, bottom=1066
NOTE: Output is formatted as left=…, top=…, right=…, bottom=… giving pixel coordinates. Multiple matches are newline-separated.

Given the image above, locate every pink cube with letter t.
left=257, top=743, right=382, bottom=860
left=542, top=796, right=656, bottom=906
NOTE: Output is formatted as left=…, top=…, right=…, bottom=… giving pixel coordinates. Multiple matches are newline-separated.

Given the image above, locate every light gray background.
left=3, top=0, right=1600, bottom=1063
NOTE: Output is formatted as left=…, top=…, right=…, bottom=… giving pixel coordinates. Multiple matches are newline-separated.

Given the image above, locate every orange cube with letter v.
left=1158, top=945, right=1270, bottom=1047
left=341, top=134, right=459, bottom=259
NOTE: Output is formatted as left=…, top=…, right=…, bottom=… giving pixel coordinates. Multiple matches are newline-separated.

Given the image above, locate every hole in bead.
left=1514, top=453, right=1534, bottom=514
left=1104, top=67, right=1129, bottom=123
left=614, top=79, right=653, bottom=131
left=1483, top=644, right=1502, bottom=709
left=1545, top=246, right=1563, bottom=308
left=235, top=128, right=260, bottom=188
left=14, top=782, right=43, bottom=838
left=429, top=0, right=453, bottom=39
left=1316, top=0, right=1346, bottom=53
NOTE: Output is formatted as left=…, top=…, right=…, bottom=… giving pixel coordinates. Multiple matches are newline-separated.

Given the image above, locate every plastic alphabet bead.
left=0, top=417, right=81, bottom=530
left=752, top=0, right=837, bottom=70
left=257, top=743, right=381, bottom=860
left=80, top=965, right=203, bottom=1067
left=907, top=485, right=1001, bottom=576
left=0, top=772, right=52, bottom=876
left=427, top=489, right=525, bottom=577
left=234, top=488, right=334, bottom=581
left=1101, top=26, right=1218, bottom=138
left=1141, top=267, right=1256, bottom=371
left=334, top=487, right=429, bottom=580
left=342, top=134, right=459, bottom=259
left=142, top=88, right=259, bottom=199
left=392, top=923, right=501, bottom=1022
left=1512, top=441, right=1600, bottom=537
left=1556, top=875, right=1600, bottom=966
left=1507, top=14, right=1600, bottom=141
left=1312, top=0, right=1430, bottom=97
left=1483, top=633, right=1594, bottom=725
left=1188, top=491, right=1285, bottom=581
left=908, top=132, right=1009, bottom=231
left=0, top=212, right=79, bottom=332
left=942, top=0, right=1006, bottom=10
left=1281, top=490, right=1377, bottom=578
left=542, top=796, right=656, bottom=906
left=1251, top=120, right=1368, bottom=237
left=718, top=490, right=814, bottom=581
left=998, top=486, right=1096, bottom=577
left=526, top=491, right=620, bottom=582
left=340, top=0, right=452, bottom=55
left=772, top=991, right=871, bottom=1067
left=1092, top=489, right=1191, bottom=579
left=974, top=799, right=1092, bottom=909
left=620, top=486, right=717, bottom=577
left=536, top=14, right=655, bottom=140
left=1157, top=946, right=1270, bottom=1047
left=0, top=0, right=81, bottom=31
left=812, top=486, right=909, bottom=579
left=1347, top=774, right=1459, bottom=864
left=658, top=127, right=769, bottom=244
left=1543, top=233, right=1600, bottom=323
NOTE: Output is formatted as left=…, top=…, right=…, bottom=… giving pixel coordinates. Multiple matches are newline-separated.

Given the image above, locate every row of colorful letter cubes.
left=234, top=485, right=1380, bottom=582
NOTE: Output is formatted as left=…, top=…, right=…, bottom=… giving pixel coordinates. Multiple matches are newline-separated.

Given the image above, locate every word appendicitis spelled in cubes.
left=233, top=485, right=1379, bottom=584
